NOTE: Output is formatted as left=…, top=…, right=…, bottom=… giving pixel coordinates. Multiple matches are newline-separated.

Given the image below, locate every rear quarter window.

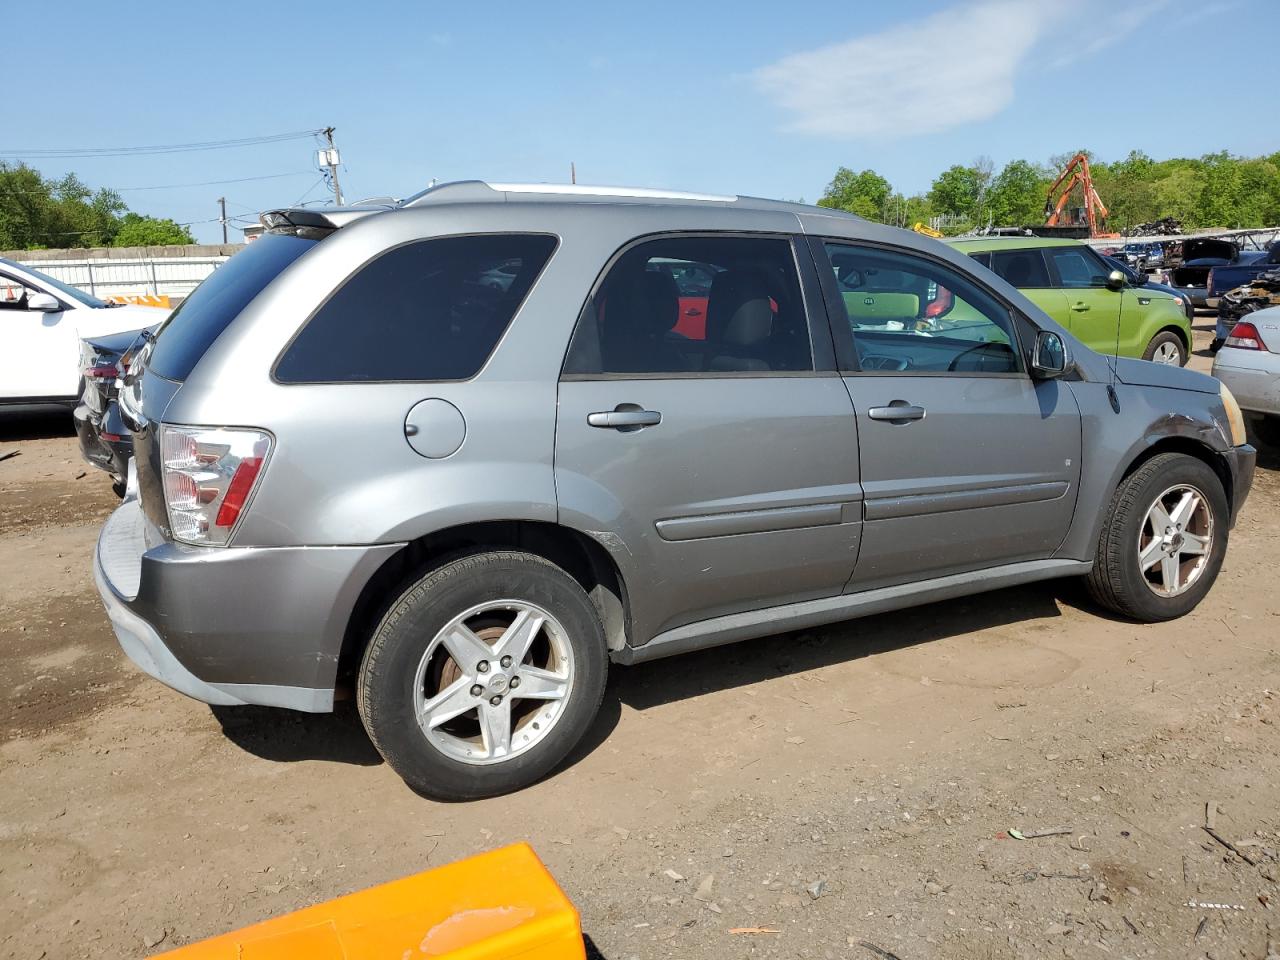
left=147, top=234, right=317, bottom=382
left=275, top=234, right=557, bottom=383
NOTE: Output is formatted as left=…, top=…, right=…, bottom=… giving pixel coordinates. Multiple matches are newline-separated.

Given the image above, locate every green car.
left=947, top=237, right=1192, bottom=366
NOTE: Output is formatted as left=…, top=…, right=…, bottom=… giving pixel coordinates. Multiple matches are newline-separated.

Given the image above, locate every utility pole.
left=218, top=196, right=227, bottom=243
left=321, top=127, right=344, bottom=205
left=570, top=161, right=576, bottom=185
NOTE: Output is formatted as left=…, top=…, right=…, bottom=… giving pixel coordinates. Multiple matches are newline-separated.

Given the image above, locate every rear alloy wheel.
left=1142, top=331, right=1186, bottom=366
left=1086, top=453, right=1228, bottom=621
left=358, top=551, right=607, bottom=800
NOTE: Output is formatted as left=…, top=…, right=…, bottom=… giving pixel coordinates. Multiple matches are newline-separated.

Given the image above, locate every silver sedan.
left=1213, top=304, right=1280, bottom=448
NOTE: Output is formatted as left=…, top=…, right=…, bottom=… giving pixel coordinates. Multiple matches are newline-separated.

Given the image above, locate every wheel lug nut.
left=477, top=660, right=490, bottom=673
left=470, top=684, right=484, bottom=697
left=489, top=695, right=503, bottom=706
left=509, top=676, right=520, bottom=689
left=500, top=655, right=513, bottom=669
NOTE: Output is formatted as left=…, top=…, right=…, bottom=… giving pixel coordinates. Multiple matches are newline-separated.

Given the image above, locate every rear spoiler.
left=260, top=203, right=395, bottom=240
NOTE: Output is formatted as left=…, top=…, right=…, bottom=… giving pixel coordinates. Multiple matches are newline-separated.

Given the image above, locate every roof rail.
left=401, top=180, right=737, bottom=207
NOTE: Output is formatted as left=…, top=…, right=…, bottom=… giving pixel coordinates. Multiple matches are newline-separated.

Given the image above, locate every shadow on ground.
left=209, top=580, right=1078, bottom=779
left=210, top=701, right=382, bottom=766
left=0, top=408, right=76, bottom=443
left=611, top=579, right=1069, bottom=713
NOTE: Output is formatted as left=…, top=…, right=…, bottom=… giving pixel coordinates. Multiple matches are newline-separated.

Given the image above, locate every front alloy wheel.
left=1086, top=452, right=1228, bottom=622
left=1137, top=484, right=1213, bottom=597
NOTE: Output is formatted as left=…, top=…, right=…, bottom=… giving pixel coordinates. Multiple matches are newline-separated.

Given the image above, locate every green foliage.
left=928, top=165, right=984, bottom=218
left=987, top=159, right=1049, bottom=226
left=817, top=167, right=893, bottom=220
left=0, top=162, right=193, bottom=250
left=112, top=213, right=195, bottom=247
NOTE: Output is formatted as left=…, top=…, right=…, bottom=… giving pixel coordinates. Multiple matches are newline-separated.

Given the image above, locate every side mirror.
left=1105, top=269, right=1126, bottom=292
left=27, top=292, right=61, bottom=312
left=1031, top=330, right=1070, bottom=379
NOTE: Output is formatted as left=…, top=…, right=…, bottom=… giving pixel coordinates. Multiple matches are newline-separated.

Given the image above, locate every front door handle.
left=867, top=402, right=925, bottom=422
left=1070, top=301, right=1091, bottom=312
left=587, top=408, right=662, bottom=429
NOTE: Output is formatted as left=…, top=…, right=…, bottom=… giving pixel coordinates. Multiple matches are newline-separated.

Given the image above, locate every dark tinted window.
left=564, top=235, right=811, bottom=375
left=148, top=234, right=316, bottom=381
left=1047, top=246, right=1109, bottom=288
left=276, top=234, right=557, bottom=383
left=989, top=249, right=1050, bottom=287
left=824, top=242, right=1021, bottom=375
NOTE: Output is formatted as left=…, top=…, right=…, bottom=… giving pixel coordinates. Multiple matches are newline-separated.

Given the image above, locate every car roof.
left=945, top=236, right=1086, bottom=252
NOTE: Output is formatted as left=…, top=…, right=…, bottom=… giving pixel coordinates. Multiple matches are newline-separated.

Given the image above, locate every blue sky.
left=10, top=0, right=1276, bottom=243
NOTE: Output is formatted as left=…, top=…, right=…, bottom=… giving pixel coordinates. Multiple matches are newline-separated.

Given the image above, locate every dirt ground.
left=2, top=319, right=1278, bottom=960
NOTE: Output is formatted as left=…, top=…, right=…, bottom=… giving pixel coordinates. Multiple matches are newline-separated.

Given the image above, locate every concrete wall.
left=2, top=244, right=241, bottom=300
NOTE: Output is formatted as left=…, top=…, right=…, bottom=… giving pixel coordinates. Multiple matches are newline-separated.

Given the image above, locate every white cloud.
left=751, top=0, right=1162, bottom=140
left=1051, top=0, right=1168, bottom=67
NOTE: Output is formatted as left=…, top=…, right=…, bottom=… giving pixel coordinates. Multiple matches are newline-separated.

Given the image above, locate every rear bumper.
left=94, top=498, right=404, bottom=712
left=73, top=401, right=131, bottom=480
left=1213, top=351, right=1280, bottom=417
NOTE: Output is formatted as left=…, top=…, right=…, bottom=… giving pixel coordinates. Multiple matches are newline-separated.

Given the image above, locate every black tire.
left=1086, top=453, right=1229, bottom=622
left=111, top=478, right=127, bottom=499
left=1252, top=414, right=1280, bottom=449
left=357, top=550, right=608, bottom=801
left=1141, top=330, right=1186, bottom=366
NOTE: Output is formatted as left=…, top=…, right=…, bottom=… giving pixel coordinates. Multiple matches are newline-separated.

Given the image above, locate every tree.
left=0, top=162, right=186, bottom=250
left=112, top=213, right=195, bottom=247
left=818, top=167, right=893, bottom=220
left=987, top=159, right=1048, bottom=227
left=928, top=165, right=983, bottom=219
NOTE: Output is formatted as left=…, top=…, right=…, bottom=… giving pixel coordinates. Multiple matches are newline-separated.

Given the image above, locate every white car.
left=0, top=257, right=170, bottom=406
left=1212, top=304, right=1280, bottom=449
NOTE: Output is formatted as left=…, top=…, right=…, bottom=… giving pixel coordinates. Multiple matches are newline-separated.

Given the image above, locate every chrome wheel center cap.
left=488, top=674, right=510, bottom=694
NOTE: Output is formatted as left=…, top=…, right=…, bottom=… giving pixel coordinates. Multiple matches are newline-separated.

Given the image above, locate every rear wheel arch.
left=337, top=520, right=631, bottom=688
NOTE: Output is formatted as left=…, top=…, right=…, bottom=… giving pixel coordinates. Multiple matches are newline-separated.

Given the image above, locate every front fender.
left=1057, top=380, right=1235, bottom=562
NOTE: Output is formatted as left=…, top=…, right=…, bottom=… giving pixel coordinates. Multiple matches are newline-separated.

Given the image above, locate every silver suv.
left=97, top=182, right=1256, bottom=800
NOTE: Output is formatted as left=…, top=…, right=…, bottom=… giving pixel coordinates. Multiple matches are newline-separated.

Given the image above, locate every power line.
left=0, top=129, right=323, bottom=160
left=116, top=171, right=315, bottom=192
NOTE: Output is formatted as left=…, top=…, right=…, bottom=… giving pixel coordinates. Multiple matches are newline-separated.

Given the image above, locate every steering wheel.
left=947, top=342, right=1003, bottom=373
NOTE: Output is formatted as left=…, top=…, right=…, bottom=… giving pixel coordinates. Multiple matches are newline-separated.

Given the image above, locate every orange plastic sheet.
left=160, top=843, right=585, bottom=960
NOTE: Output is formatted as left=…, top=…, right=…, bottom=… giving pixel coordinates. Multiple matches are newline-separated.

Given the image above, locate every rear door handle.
left=588, top=408, right=662, bottom=429
left=1070, top=302, right=1090, bottom=312
left=867, top=402, right=925, bottom=422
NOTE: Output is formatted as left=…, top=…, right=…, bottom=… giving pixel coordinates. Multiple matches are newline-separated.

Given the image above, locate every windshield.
left=146, top=233, right=317, bottom=381
left=0, top=258, right=110, bottom=308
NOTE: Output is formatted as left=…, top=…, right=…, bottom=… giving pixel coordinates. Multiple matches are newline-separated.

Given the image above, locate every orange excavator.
left=1044, top=152, right=1118, bottom=238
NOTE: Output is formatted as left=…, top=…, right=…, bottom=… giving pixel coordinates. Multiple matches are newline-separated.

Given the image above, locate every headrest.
left=609, top=269, right=679, bottom=336
left=708, top=269, right=773, bottom=347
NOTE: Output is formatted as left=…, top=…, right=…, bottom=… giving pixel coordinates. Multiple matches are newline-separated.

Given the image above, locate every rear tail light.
left=1225, top=321, right=1267, bottom=351
left=924, top=284, right=954, bottom=319
left=1207, top=268, right=1217, bottom=297
left=83, top=364, right=119, bottom=380
left=160, top=425, right=272, bottom=545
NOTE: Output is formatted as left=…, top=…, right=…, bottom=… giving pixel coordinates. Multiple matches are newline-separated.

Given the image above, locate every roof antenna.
left=1108, top=272, right=1122, bottom=414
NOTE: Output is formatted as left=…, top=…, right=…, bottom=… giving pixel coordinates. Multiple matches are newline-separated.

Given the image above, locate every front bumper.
left=1224, top=443, right=1257, bottom=528
left=94, top=498, right=404, bottom=712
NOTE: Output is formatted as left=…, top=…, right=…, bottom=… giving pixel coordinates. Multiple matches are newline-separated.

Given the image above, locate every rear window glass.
left=147, top=234, right=316, bottom=381
left=276, top=234, right=557, bottom=383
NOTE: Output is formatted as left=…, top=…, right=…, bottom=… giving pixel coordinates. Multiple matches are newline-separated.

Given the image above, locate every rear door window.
left=276, top=234, right=557, bottom=383
left=563, top=235, right=813, bottom=375
left=989, top=249, right=1051, bottom=287
left=148, top=234, right=317, bottom=381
